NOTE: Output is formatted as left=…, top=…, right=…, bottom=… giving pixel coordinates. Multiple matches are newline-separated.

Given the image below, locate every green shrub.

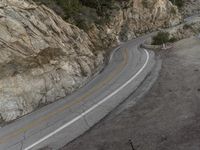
left=168, top=37, right=178, bottom=43
left=33, top=0, right=123, bottom=29
left=34, top=0, right=83, bottom=19
left=169, top=0, right=184, bottom=8
left=80, top=0, right=114, bottom=9
left=57, top=0, right=82, bottom=18
left=152, top=32, right=178, bottom=45
left=152, top=32, right=170, bottom=45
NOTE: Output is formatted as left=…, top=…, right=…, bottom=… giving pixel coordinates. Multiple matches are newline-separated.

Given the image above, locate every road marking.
left=0, top=49, right=128, bottom=144
left=24, top=49, right=150, bottom=150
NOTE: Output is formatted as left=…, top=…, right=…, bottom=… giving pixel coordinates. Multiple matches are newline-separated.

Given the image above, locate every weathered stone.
left=84, top=0, right=182, bottom=48
left=0, top=0, right=104, bottom=122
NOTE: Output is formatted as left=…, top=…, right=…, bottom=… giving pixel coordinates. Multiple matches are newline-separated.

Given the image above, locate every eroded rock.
left=83, top=0, right=182, bottom=49
left=0, top=0, right=104, bottom=122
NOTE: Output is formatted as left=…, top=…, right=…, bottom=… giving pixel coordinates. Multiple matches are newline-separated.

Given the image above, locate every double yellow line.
left=0, top=48, right=129, bottom=144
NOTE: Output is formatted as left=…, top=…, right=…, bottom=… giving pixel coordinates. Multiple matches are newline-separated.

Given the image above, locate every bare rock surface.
left=181, top=0, right=200, bottom=17
left=0, top=0, right=104, bottom=122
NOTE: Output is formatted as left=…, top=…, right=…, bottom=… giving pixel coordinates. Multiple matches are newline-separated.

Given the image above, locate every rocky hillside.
left=0, top=0, right=181, bottom=122
left=35, top=0, right=181, bottom=48
left=181, top=0, right=200, bottom=17
left=83, top=0, right=181, bottom=49
left=0, top=0, right=104, bottom=122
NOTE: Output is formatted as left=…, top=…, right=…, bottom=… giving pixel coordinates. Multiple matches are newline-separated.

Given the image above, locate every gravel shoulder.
left=61, top=36, right=200, bottom=150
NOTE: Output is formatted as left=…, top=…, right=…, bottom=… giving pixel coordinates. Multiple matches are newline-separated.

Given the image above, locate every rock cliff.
left=0, top=0, right=104, bottom=122
left=181, top=0, right=200, bottom=17
left=68, top=0, right=182, bottom=49
left=0, top=0, right=181, bottom=122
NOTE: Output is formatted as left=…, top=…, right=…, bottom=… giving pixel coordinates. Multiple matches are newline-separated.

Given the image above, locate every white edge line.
left=25, top=49, right=150, bottom=150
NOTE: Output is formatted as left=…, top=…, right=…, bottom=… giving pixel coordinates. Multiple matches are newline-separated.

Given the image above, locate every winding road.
left=0, top=34, right=156, bottom=150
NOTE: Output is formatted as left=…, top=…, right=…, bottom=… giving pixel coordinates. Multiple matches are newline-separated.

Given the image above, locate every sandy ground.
left=61, top=37, right=200, bottom=150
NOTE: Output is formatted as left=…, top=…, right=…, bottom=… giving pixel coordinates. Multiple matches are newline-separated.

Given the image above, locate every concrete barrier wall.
left=141, top=43, right=162, bottom=50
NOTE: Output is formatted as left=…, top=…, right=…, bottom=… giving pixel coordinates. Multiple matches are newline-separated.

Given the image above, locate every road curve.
left=0, top=34, right=156, bottom=150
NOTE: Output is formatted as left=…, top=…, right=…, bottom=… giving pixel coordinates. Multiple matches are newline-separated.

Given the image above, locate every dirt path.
left=61, top=37, right=200, bottom=150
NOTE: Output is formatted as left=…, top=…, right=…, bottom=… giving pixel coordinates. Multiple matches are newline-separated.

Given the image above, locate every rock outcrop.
left=168, top=22, right=200, bottom=40
left=0, top=0, right=104, bottom=122
left=181, top=0, right=200, bottom=17
left=79, top=0, right=182, bottom=49
left=0, top=0, right=181, bottom=122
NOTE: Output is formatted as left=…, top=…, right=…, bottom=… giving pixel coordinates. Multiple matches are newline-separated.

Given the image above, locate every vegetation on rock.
left=33, top=0, right=120, bottom=18
left=152, top=32, right=177, bottom=45
left=169, top=0, right=184, bottom=8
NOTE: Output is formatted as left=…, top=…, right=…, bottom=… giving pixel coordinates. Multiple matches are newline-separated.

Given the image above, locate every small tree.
left=152, top=32, right=170, bottom=45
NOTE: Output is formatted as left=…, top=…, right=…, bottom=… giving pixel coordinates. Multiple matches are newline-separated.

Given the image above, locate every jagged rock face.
left=181, top=0, right=200, bottom=17
left=0, top=0, right=104, bottom=122
left=86, top=0, right=182, bottom=48
left=168, top=22, right=200, bottom=40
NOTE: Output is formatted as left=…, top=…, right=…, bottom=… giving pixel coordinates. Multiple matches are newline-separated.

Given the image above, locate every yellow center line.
left=0, top=48, right=129, bottom=143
